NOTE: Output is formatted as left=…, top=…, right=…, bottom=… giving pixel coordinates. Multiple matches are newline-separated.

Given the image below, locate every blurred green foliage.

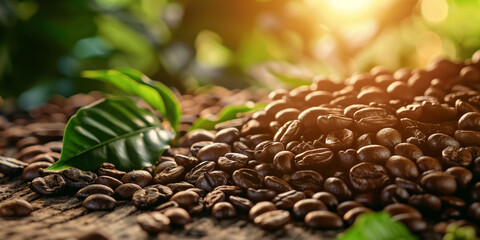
left=1, top=0, right=480, bottom=109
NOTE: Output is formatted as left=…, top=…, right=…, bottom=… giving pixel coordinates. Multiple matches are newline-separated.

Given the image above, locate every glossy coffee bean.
left=338, top=149, right=358, bottom=171
left=136, top=212, right=170, bottom=233
left=98, top=163, right=126, bottom=180
left=416, top=156, right=442, bottom=173
left=179, top=129, right=214, bottom=147
left=354, top=192, right=380, bottom=209
left=441, top=146, right=472, bottom=167
left=468, top=202, right=480, bottom=221
left=427, top=133, right=460, bottom=154
left=458, top=112, right=480, bottom=131
left=166, top=182, right=195, bottom=193
left=385, top=155, right=418, bottom=179
left=153, top=165, right=184, bottom=185
left=232, top=168, right=263, bottom=189
left=96, top=175, right=123, bottom=190
left=336, top=201, right=363, bottom=217
left=294, top=148, right=333, bottom=170
left=247, top=188, right=276, bottom=203
left=217, top=153, right=249, bottom=172
left=254, top=141, right=285, bottom=162
left=445, top=167, right=472, bottom=187
left=312, top=192, right=338, bottom=210
left=185, top=161, right=216, bottom=184
left=132, top=184, right=173, bottom=209
left=264, top=176, right=292, bottom=193
left=83, top=194, right=116, bottom=211
left=170, top=190, right=200, bottom=208
left=394, top=143, right=423, bottom=161
left=419, top=171, right=457, bottom=195
left=316, top=115, right=353, bottom=132
left=0, top=199, right=33, bottom=217
left=305, top=211, right=343, bottom=229
left=249, top=201, right=277, bottom=221
left=196, top=170, right=229, bottom=192
left=292, top=199, right=327, bottom=219
left=273, top=190, right=306, bottom=209
left=214, top=127, right=240, bottom=145
left=0, top=156, right=27, bottom=176
left=29, top=174, right=66, bottom=196
left=408, top=194, right=442, bottom=212
left=323, top=177, right=352, bottom=200
left=471, top=182, right=480, bottom=201
left=380, top=184, right=409, bottom=205
left=114, top=183, right=142, bottom=200
left=212, top=202, right=236, bottom=219
left=376, top=128, right=402, bottom=149
left=189, top=141, right=213, bottom=157
left=357, top=145, right=391, bottom=164
left=204, top=190, right=226, bottom=209
left=196, top=143, right=231, bottom=162
left=353, top=107, right=397, bottom=132
left=273, top=151, right=295, bottom=173
left=121, top=170, right=152, bottom=188
left=273, top=120, right=302, bottom=145
left=229, top=195, right=253, bottom=212
left=22, top=161, right=52, bottom=181
left=383, top=203, right=422, bottom=219
left=254, top=210, right=290, bottom=230
left=163, top=207, right=190, bottom=226
left=76, top=184, right=114, bottom=199
left=349, top=163, right=389, bottom=192
left=289, top=170, right=323, bottom=192
left=454, top=130, right=480, bottom=146
left=343, top=207, right=373, bottom=225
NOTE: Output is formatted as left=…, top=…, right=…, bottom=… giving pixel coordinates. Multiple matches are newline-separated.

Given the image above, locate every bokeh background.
left=1, top=0, right=480, bottom=109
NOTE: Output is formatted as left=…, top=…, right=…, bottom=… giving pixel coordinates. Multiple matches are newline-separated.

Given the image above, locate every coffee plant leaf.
left=47, top=97, right=174, bottom=171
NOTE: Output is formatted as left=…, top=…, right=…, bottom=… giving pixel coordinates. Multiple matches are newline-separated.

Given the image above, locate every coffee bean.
left=343, top=206, right=373, bottom=225
left=395, top=177, right=424, bottom=194
left=385, top=155, right=418, bottom=179
left=254, top=141, right=285, bottom=162
left=249, top=201, right=277, bottom=221
left=214, top=127, right=240, bottom=145
left=173, top=154, right=199, bottom=170
left=354, top=192, right=380, bottom=209
left=15, top=137, right=40, bottom=151
left=289, top=170, right=323, bottom=192
left=416, top=156, right=442, bottom=173
left=419, top=171, right=457, bottom=195
left=196, top=143, right=231, bottom=162
left=468, top=202, right=480, bottom=221
left=0, top=156, right=27, bottom=176
left=441, top=146, right=472, bottom=167
left=272, top=190, right=306, bottom=209
left=349, top=163, right=389, bottom=192
left=292, top=199, right=326, bottom=219
left=29, top=174, right=66, bottom=195
left=376, top=128, right=402, bottom=149
left=294, top=148, right=333, bottom=170
left=323, top=177, right=352, bottom=200
left=312, top=192, right=338, bottom=210
left=316, top=115, right=353, bottom=132
left=408, top=194, right=442, bottom=212
left=185, top=161, right=216, bottom=184
left=96, top=176, right=123, bottom=190
left=132, top=184, right=173, bottom=209
left=83, top=194, right=116, bottom=211
left=392, top=213, right=427, bottom=232
left=384, top=203, right=422, bottom=219
left=317, top=129, right=355, bottom=151
left=357, top=145, right=391, bottom=164
left=338, top=149, right=358, bottom=171
left=14, top=145, right=51, bottom=161
left=213, top=185, right=243, bottom=196
left=136, top=212, right=170, bottom=233
left=62, top=168, right=97, bottom=189
left=170, top=190, right=200, bottom=209
left=163, top=207, right=190, bottom=225
left=445, top=167, right=472, bottom=187
left=22, top=162, right=52, bottom=181
left=165, top=182, right=194, bottom=193
left=190, top=141, right=213, bottom=157
left=0, top=199, right=33, bottom=217
left=471, top=182, right=480, bottom=201
left=179, top=129, right=214, bottom=147
left=114, top=183, right=142, bottom=200
left=204, top=189, right=226, bottom=209
left=439, top=196, right=465, bottom=208
left=454, top=130, right=480, bottom=146
left=355, top=133, right=376, bottom=149
left=336, top=201, right=363, bottom=217
left=153, top=165, right=184, bottom=185
left=154, top=201, right=180, bottom=213
left=380, top=184, right=409, bottom=205
left=76, top=184, right=114, bottom=199
left=98, top=163, right=125, bottom=180
left=229, top=195, right=253, bottom=212
left=232, top=168, right=263, bottom=189
left=394, top=143, right=423, bottom=161
left=299, top=107, right=339, bottom=129
left=212, top=202, right=236, bottom=219
left=353, top=107, right=397, bottom=133
left=196, top=170, right=228, bottom=192
left=427, top=133, right=460, bottom=154
left=247, top=188, right=276, bottom=202
left=254, top=210, right=290, bottom=229
left=304, top=211, right=343, bottom=229
left=121, top=170, right=152, bottom=187
left=232, top=141, right=255, bottom=159
left=273, top=151, right=295, bottom=173
left=264, top=176, right=292, bottom=193
left=217, top=153, right=249, bottom=172
left=458, top=112, right=480, bottom=131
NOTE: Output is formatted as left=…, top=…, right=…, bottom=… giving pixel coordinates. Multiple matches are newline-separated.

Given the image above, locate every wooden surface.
left=0, top=175, right=344, bottom=240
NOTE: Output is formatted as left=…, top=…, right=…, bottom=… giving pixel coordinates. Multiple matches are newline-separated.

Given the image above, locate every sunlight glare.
left=324, top=0, right=375, bottom=14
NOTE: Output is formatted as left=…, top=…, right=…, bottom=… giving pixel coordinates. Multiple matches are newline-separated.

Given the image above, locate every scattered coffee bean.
left=0, top=199, right=33, bottom=217
left=212, top=202, right=236, bottom=219
left=136, top=212, right=170, bottom=233
left=115, top=183, right=142, bottom=200
left=163, top=207, right=191, bottom=225
left=305, top=211, right=343, bottom=229
left=76, top=184, right=114, bottom=199
left=83, top=194, right=116, bottom=211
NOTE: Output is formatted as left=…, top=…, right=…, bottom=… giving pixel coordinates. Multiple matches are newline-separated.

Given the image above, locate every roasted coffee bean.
left=343, top=207, right=373, bottom=225
left=154, top=201, right=180, bottom=213
left=173, top=154, right=199, bottom=169
left=22, top=161, right=52, bottom=181
left=15, top=145, right=51, bottom=161
left=185, top=161, right=216, bottom=184
left=419, top=171, right=457, bottom=195
left=196, top=171, right=229, bottom=192
left=132, top=184, right=173, bottom=209
left=338, top=149, right=358, bottom=171
left=305, top=91, right=333, bottom=107
left=312, top=192, right=338, bottom=210
left=354, top=192, right=380, bottom=209
left=121, top=170, right=152, bottom=188
left=249, top=201, right=277, bottom=221
left=441, top=146, right=472, bottom=167
left=61, top=168, right=97, bottom=189
left=292, top=199, right=326, bottom=219
left=214, top=128, right=240, bottom=145
left=392, top=213, right=427, bottom=232
left=294, top=148, right=333, bottom=170
left=394, top=143, right=423, bottom=161
left=44, top=141, right=62, bottom=153
left=273, top=151, right=295, bottom=173
left=305, top=211, right=343, bottom=229
left=213, top=185, right=243, bottom=196
left=15, top=137, right=40, bottom=151
left=408, top=194, right=442, bottom=212
left=299, top=107, right=339, bottom=129
left=357, top=145, right=391, bottom=164
left=317, top=129, right=355, bottom=151
left=272, top=190, right=306, bottom=209
left=179, top=129, right=214, bottom=147
left=217, top=153, right=249, bottom=172
left=454, top=130, right=480, bottom=146
left=204, top=189, right=226, bottom=209
left=355, top=133, right=376, bottom=149
left=264, top=176, right=292, bottom=193
left=349, top=163, right=389, bottom=192
left=385, top=155, right=418, bottom=179
left=229, top=195, right=253, bottom=212
left=353, top=107, right=397, bottom=132
left=170, top=190, right=200, bottom=208
left=83, top=194, right=116, bottom=211
left=416, top=156, right=442, bottom=173
left=212, top=202, right=236, bottom=219
left=247, top=188, right=276, bottom=202
left=289, top=170, right=323, bottom=192
left=136, top=212, right=170, bottom=233
left=316, top=115, right=353, bottom=132
left=445, top=167, right=472, bottom=187
left=427, top=133, right=460, bottom=154
left=376, top=128, right=402, bottom=149
left=0, top=156, right=28, bottom=176
left=190, top=141, right=213, bottom=157
left=380, top=184, right=409, bottom=205
left=323, top=177, right=352, bottom=200
left=153, top=165, right=184, bottom=185
left=196, top=143, right=231, bottom=162
left=383, top=203, right=422, bottom=219
left=76, top=184, right=114, bottom=199
left=254, top=141, right=285, bottom=162
left=275, top=108, right=300, bottom=124
left=395, top=177, right=424, bottom=194
left=96, top=176, right=123, bottom=190
left=468, top=202, right=480, bottom=221
left=98, top=164, right=126, bottom=180
left=458, top=112, right=480, bottom=131
left=29, top=174, right=66, bottom=195
left=254, top=210, right=290, bottom=229
left=232, top=168, right=263, bottom=189
left=163, top=207, right=190, bottom=225
left=440, top=196, right=466, bottom=208
left=114, top=183, right=142, bottom=200
left=232, top=141, right=255, bottom=159
left=336, top=201, right=363, bottom=217
left=0, top=199, right=33, bottom=217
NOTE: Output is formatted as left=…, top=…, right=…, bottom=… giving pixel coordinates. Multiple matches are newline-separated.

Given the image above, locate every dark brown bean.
left=273, top=190, right=306, bottom=209
left=196, top=171, right=229, bottom=192
left=247, top=188, right=276, bottom=203
left=380, top=184, right=409, bottom=205
left=29, top=174, right=66, bottom=195
left=264, top=176, right=292, bottom=193
left=229, top=195, right=253, bottom=212
left=416, top=156, right=442, bottom=173
left=232, top=168, right=263, bottom=189
left=445, top=167, right=472, bottom=187
left=290, top=170, right=323, bottom=192
left=312, top=192, right=338, bottom=210
left=196, top=143, right=231, bottom=162
left=185, top=161, right=216, bottom=184
left=376, top=128, right=402, bottom=149
left=427, top=133, right=460, bottom=154
left=214, top=127, right=240, bottom=145
left=323, top=177, right=352, bottom=200
left=153, top=165, right=184, bottom=185
left=61, top=168, right=97, bottom=189
left=83, top=194, right=116, bottom=211
left=96, top=175, right=123, bottom=190
left=212, top=202, right=236, bottom=219
left=273, top=151, right=295, bottom=173
left=76, top=184, right=114, bottom=199
left=22, top=162, right=52, bottom=181
left=0, top=156, right=27, bottom=176
left=392, top=213, right=427, bottom=232
left=441, top=146, right=472, bottom=167
left=419, top=171, right=457, bottom=195
left=132, top=184, right=173, bottom=209
left=163, top=207, right=190, bottom=226
left=179, top=129, right=214, bottom=147
left=305, top=211, right=343, bottom=229
left=343, top=206, right=373, bottom=225
left=170, top=190, right=200, bottom=208
left=383, top=203, right=422, bottom=219
left=254, top=210, right=290, bottom=229
left=217, top=153, right=249, bottom=172
left=114, top=183, right=142, bottom=200
left=294, top=148, right=333, bottom=170
left=357, top=145, right=391, bottom=164
left=468, top=202, right=480, bottom=221
left=293, top=199, right=326, bottom=219
left=385, top=155, right=418, bottom=179
left=204, top=189, right=226, bottom=209
left=121, top=170, right=152, bottom=188
left=136, top=212, right=170, bottom=233
left=394, top=143, right=423, bottom=161
left=0, top=199, right=33, bottom=217
left=349, top=163, right=390, bottom=192
left=249, top=201, right=277, bottom=221
left=408, top=194, right=442, bottom=212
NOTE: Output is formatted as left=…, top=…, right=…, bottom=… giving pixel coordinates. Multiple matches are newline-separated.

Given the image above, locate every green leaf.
left=337, top=212, right=417, bottom=240
left=189, top=103, right=265, bottom=131
left=82, top=68, right=182, bottom=132
left=47, top=97, right=174, bottom=172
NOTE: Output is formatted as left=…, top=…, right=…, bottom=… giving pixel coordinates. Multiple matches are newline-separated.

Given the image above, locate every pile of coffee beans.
left=2, top=52, right=480, bottom=237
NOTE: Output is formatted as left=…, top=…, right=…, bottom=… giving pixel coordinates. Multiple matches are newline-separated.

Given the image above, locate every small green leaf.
left=82, top=68, right=182, bottom=132
left=189, top=103, right=265, bottom=131
left=337, top=212, right=417, bottom=240
left=47, top=97, right=174, bottom=172
left=269, top=69, right=311, bottom=88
